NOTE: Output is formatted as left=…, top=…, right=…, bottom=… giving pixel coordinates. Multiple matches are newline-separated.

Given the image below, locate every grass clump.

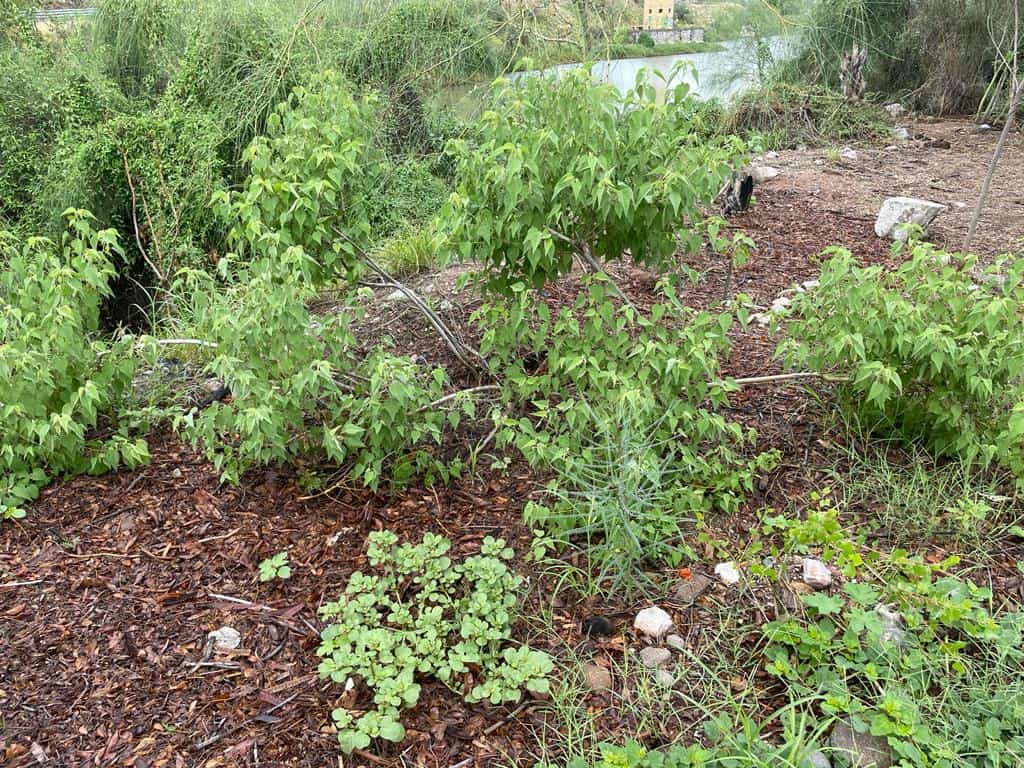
left=726, top=82, right=890, bottom=149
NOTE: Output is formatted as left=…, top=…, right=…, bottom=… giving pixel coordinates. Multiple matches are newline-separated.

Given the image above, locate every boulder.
left=633, top=606, right=674, bottom=639
left=874, top=197, right=946, bottom=241
left=830, top=719, right=893, bottom=767
left=750, top=165, right=780, bottom=183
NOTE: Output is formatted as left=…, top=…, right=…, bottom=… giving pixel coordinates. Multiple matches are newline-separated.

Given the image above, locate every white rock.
left=750, top=165, right=780, bottom=183
left=806, top=749, right=831, bottom=768
left=874, top=197, right=946, bottom=241
left=884, top=144, right=899, bottom=151
left=665, top=634, right=687, bottom=652
left=953, top=201, right=967, bottom=208
left=639, top=646, right=672, bottom=668
left=892, top=126, right=910, bottom=140
left=715, top=561, right=741, bottom=585
left=771, top=296, right=792, bottom=312
left=883, top=103, right=906, bottom=119
left=385, top=289, right=407, bottom=302
left=633, top=606, right=674, bottom=639
left=208, top=626, right=241, bottom=651
left=765, top=151, right=779, bottom=159
left=655, top=669, right=676, bottom=686
left=839, top=146, right=858, bottom=161
left=800, top=279, right=820, bottom=291
left=802, top=557, right=833, bottom=589
left=813, top=158, right=825, bottom=166
left=171, top=468, right=183, bottom=479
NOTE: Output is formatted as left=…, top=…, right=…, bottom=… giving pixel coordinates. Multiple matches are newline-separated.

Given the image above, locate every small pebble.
left=802, top=557, right=833, bottom=589
left=639, top=646, right=672, bottom=669
left=665, top=634, right=686, bottom=652
left=208, top=626, right=241, bottom=651
left=582, top=616, right=614, bottom=638
left=583, top=663, right=613, bottom=690
left=714, top=561, right=741, bottom=585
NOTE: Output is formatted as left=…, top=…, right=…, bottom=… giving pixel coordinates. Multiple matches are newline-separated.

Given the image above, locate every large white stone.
left=750, top=165, right=780, bottom=183
left=874, top=197, right=946, bottom=241
left=633, top=606, right=674, bottom=639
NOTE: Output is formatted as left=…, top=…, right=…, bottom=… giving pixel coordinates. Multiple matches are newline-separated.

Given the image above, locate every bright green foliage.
left=258, top=551, right=290, bottom=581
left=214, top=71, right=381, bottom=282
left=317, top=531, right=552, bottom=753
left=173, top=250, right=464, bottom=489
left=781, top=243, right=1024, bottom=481
left=477, top=279, right=776, bottom=590
left=1, top=211, right=149, bottom=520
left=443, top=66, right=747, bottom=292
left=764, top=564, right=1024, bottom=767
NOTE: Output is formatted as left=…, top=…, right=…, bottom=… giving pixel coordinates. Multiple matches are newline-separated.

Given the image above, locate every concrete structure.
left=629, top=26, right=705, bottom=43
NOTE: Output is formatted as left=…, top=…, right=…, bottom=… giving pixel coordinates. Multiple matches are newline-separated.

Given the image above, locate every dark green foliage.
left=37, top=102, right=227, bottom=286
left=787, top=0, right=1018, bottom=115
left=367, top=158, right=450, bottom=238
left=0, top=48, right=125, bottom=227
left=727, top=83, right=890, bottom=148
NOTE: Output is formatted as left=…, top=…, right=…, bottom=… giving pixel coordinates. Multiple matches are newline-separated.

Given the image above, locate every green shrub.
left=214, top=71, right=381, bottom=283
left=476, top=279, right=776, bottom=591
left=443, top=65, right=747, bottom=292
left=0, top=47, right=125, bottom=227
left=37, top=102, right=227, bottom=285
left=0, top=211, right=149, bottom=521
left=172, top=250, right=466, bottom=488
left=780, top=243, right=1024, bottom=482
left=92, top=0, right=185, bottom=99
left=317, top=530, right=552, bottom=753
left=727, top=83, right=890, bottom=149
left=367, top=158, right=450, bottom=238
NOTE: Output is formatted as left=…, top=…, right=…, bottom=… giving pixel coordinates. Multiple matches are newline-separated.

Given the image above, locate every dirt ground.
left=2, top=118, right=1022, bottom=768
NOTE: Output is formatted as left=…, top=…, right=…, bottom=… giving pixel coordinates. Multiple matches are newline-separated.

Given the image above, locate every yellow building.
left=639, top=0, right=673, bottom=30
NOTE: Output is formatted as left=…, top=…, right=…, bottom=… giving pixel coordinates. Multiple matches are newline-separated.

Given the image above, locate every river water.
left=438, top=37, right=791, bottom=116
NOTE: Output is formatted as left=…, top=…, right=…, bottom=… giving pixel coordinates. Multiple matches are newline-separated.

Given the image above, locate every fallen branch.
left=725, top=371, right=849, bottom=386
left=416, top=384, right=502, bottom=413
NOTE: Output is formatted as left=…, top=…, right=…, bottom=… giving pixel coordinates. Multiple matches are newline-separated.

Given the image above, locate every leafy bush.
left=443, top=66, right=747, bottom=292
left=780, top=243, right=1024, bottom=482
left=366, top=158, right=450, bottom=238
left=172, top=249, right=464, bottom=488
left=317, top=531, right=552, bottom=753
left=214, top=71, right=381, bottom=282
left=0, top=47, right=125, bottom=227
left=726, top=83, right=890, bottom=149
left=39, top=102, right=227, bottom=285
left=476, top=279, right=776, bottom=590
left=1, top=212, right=149, bottom=520
left=92, top=0, right=185, bottom=99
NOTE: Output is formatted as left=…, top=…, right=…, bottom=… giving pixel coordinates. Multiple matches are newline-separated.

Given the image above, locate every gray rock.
left=830, top=719, right=892, bottom=767
left=674, top=573, right=713, bottom=604
left=639, top=646, right=672, bottom=669
left=874, top=197, right=946, bottom=241
left=583, top=663, right=612, bottom=691
left=385, top=289, right=408, bottom=302
left=839, top=147, right=858, bottom=161
left=805, top=750, right=831, bottom=768
left=750, top=165, right=780, bottom=183
left=665, top=634, right=687, bottom=652
left=802, top=557, right=833, bottom=589
left=892, top=126, right=910, bottom=141
left=208, top=626, right=241, bottom=651
left=633, top=606, right=674, bottom=639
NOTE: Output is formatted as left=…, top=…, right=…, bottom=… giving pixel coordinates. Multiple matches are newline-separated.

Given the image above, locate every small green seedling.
left=259, top=551, right=291, bottom=581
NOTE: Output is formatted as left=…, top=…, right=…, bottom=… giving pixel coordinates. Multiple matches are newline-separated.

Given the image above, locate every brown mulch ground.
left=3, top=118, right=1023, bottom=768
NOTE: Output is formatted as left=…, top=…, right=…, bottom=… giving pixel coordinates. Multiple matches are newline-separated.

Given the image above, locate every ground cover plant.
left=3, top=1, right=1024, bottom=766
